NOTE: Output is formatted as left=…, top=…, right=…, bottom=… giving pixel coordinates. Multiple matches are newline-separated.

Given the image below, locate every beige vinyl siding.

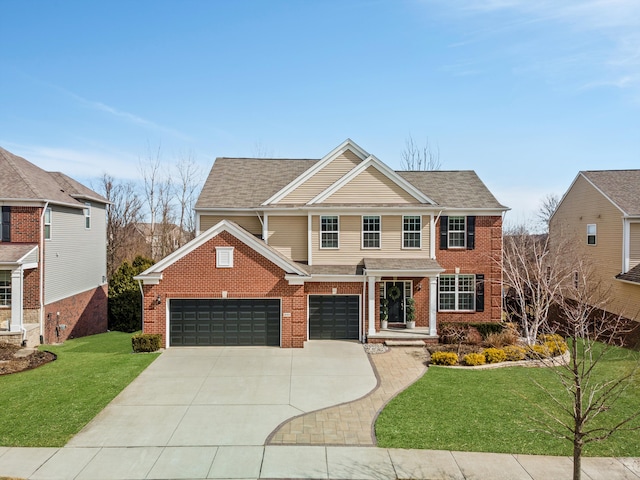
left=200, top=214, right=262, bottom=236
left=630, top=223, right=640, bottom=268
left=323, top=166, right=417, bottom=204
left=267, top=215, right=307, bottom=262
left=311, top=215, right=430, bottom=265
left=44, top=204, right=107, bottom=305
left=279, top=151, right=362, bottom=204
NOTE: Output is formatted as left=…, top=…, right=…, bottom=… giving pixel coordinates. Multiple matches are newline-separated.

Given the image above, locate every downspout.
left=39, top=202, right=49, bottom=344
left=361, top=273, right=366, bottom=343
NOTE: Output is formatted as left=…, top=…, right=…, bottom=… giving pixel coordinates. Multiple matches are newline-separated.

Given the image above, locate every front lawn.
left=376, top=342, right=640, bottom=456
left=0, top=332, right=159, bottom=447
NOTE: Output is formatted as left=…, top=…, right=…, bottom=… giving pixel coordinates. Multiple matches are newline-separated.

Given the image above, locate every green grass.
left=376, top=342, right=640, bottom=456
left=0, top=331, right=159, bottom=447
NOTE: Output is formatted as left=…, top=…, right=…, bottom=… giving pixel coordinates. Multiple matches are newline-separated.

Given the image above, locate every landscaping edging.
left=435, top=351, right=570, bottom=370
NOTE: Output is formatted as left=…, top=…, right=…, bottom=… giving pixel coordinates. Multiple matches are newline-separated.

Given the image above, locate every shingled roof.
left=196, top=157, right=506, bottom=210
left=0, top=147, right=107, bottom=207
left=581, top=170, right=640, bottom=216
left=616, top=263, right=640, bottom=285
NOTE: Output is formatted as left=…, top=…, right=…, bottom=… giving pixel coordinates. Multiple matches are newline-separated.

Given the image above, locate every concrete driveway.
left=67, top=340, right=377, bottom=448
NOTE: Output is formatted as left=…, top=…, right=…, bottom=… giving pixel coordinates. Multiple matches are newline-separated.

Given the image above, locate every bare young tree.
left=174, top=152, right=202, bottom=243
left=537, top=193, right=560, bottom=231
left=94, top=174, right=144, bottom=278
left=400, top=134, right=441, bottom=171
left=529, top=258, right=640, bottom=480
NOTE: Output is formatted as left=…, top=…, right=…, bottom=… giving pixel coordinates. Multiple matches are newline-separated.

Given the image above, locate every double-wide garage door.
left=169, top=299, right=280, bottom=346
left=309, top=295, right=360, bottom=340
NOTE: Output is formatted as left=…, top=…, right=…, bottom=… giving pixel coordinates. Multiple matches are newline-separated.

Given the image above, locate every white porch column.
left=9, top=267, right=23, bottom=332
left=367, top=275, right=376, bottom=336
left=429, top=276, right=438, bottom=336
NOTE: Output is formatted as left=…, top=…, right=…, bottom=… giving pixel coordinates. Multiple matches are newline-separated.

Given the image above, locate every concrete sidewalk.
left=1, top=445, right=639, bottom=479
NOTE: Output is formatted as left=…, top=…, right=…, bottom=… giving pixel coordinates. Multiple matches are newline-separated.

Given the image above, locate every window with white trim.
left=362, top=216, right=380, bottom=248
left=320, top=216, right=339, bottom=249
left=216, top=247, right=234, bottom=268
left=403, top=216, right=421, bottom=248
left=587, top=224, right=596, bottom=245
left=0, top=271, right=11, bottom=306
left=84, top=203, right=91, bottom=229
left=44, top=208, right=52, bottom=240
left=438, top=274, right=475, bottom=311
left=448, top=216, right=466, bottom=248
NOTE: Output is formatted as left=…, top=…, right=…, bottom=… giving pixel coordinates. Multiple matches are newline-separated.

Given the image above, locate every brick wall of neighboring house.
left=43, top=285, right=108, bottom=343
left=9, top=207, right=41, bottom=243
left=436, top=215, right=503, bottom=325
left=23, top=267, right=40, bottom=308
left=142, top=231, right=307, bottom=347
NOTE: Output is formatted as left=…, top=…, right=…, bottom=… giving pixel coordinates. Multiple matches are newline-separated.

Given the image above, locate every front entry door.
left=386, top=282, right=405, bottom=323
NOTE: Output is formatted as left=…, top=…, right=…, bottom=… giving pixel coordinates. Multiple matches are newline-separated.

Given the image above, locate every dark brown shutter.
left=475, top=274, right=484, bottom=312
left=1, top=207, right=10, bottom=242
left=439, top=216, right=448, bottom=250
left=466, top=216, right=475, bottom=250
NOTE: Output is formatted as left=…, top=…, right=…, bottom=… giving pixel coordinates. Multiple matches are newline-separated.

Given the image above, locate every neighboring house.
left=135, top=139, right=507, bottom=348
left=134, top=223, right=190, bottom=261
left=550, top=170, right=640, bottom=322
left=0, top=147, right=108, bottom=346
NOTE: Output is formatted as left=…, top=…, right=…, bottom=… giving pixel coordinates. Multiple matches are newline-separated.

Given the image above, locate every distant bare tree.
left=94, top=174, right=145, bottom=278
left=175, top=152, right=201, bottom=243
left=537, top=193, right=560, bottom=231
left=252, top=140, right=274, bottom=158
left=530, top=257, right=640, bottom=480
left=400, top=134, right=441, bottom=171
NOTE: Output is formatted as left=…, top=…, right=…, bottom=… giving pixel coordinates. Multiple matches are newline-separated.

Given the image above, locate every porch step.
left=384, top=340, right=426, bottom=347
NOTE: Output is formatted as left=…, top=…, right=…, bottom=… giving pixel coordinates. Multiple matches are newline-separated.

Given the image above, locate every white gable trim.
left=308, top=155, right=436, bottom=205
left=261, top=139, right=369, bottom=206
left=134, top=220, right=307, bottom=284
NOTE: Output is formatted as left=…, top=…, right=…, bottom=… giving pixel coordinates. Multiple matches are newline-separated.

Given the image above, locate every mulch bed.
left=0, top=343, right=56, bottom=375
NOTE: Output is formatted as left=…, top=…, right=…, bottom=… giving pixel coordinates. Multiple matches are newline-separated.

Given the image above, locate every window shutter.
left=466, top=216, right=475, bottom=250
left=475, top=274, right=484, bottom=312
left=439, top=216, right=448, bottom=250
left=1, top=207, right=10, bottom=242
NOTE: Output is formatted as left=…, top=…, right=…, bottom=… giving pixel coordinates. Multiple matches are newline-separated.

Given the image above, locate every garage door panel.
left=170, top=299, right=280, bottom=346
left=309, top=295, right=359, bottom=340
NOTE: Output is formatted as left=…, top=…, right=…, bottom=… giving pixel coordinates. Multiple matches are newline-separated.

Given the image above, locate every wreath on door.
left=387, top=285, right=402, bottom=302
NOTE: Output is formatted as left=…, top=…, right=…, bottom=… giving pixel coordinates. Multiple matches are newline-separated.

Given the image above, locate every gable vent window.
left=587, top=224, right=596, bottom=245
left=216, top=247, right=234, bottom=268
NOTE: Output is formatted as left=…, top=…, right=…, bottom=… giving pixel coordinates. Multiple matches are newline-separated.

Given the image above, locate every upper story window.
left=438, top=273, right=476, bottom=311
left=44, top=208, right=52, bottom=240
left=1, top=206, right=10, bottom=242
left=320, top=216, right=339, bottom=249
left=0, top=270, right=10, bottom=306
left=84, top=203, right=91, bottom=229
left=587, top=224, right=596, bottom=245
left=362, top=216, right=381, bottom=249
left=439, top=215, right=475, bottom=250
left=403, top=216, right=421, bottom=249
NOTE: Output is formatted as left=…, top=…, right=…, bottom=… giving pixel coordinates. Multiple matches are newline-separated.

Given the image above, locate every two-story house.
left=550, top=170, right=640, bottom=323
left=0, top=147, right=108, bottom=346
left=135, top=139, right=507, bottom=348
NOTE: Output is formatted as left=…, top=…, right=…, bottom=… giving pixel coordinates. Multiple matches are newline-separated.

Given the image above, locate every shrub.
left=463, top=353, right=486, bottom=366
left=545, top=340, right=568, bottom=356
left=483, top=347, right=507, bottom=364
left=539, top=333, right=564, bottom=344
left=465, top=327, right=483, bottom=346
left=108, top=256, right=154, bottom=333
left=526, top=344, right=551, bottom=359
left=132, top=334, right=162, bottom=353
left=431, top=351, right=459, bottom=366
left=473, top=323, right=504, bottom=339
left=484, top=330, right=518, bottom=348
left=503, top=345, right=526, bottom=361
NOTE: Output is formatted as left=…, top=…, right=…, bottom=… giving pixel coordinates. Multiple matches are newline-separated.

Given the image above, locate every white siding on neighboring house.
left=44, top=204, right=107, bottom=304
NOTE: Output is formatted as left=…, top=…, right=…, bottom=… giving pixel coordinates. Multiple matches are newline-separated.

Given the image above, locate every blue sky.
left=1, top=0, right=639, bottom=226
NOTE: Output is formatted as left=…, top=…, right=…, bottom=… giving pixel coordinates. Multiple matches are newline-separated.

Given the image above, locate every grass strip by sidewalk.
left=376, top=342, right=640, bottom=457
left=0, top=331, right=158, bottom=447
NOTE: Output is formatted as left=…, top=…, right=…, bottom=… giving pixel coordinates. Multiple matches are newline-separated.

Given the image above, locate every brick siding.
left=43, top=285, right=108, bottom=343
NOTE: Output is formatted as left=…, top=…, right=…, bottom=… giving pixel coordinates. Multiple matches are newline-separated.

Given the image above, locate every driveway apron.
left=66, top=340, right=377, bottom=448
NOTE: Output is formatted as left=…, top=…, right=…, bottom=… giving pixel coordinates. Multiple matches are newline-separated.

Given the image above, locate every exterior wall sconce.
left=155, top=295, right=162, bottom=305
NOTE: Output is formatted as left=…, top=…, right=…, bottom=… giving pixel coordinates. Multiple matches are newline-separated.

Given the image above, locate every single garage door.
left=309, top=295, right=360, bottom=340
left=169, top=299, right=280, bottom=346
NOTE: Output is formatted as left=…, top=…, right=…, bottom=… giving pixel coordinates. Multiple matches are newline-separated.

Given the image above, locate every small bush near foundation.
left=503, top=345, right=526, bottom=361
left=526, top=344, right=551, bottom=359
left=463, top=353, right=486, bottom=366
left=132, top=334, right=162, bottom=353
left=483, top=347, right=507, bottom=364
left=473, top=323, right=504, bottom=339
left=431, top=351, right=459, bottom=366
left=465, top=327, right=483, bottom=346
left=484, top=330, right=518, bottom=348
left=538, top=334, right=568, bottom=356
